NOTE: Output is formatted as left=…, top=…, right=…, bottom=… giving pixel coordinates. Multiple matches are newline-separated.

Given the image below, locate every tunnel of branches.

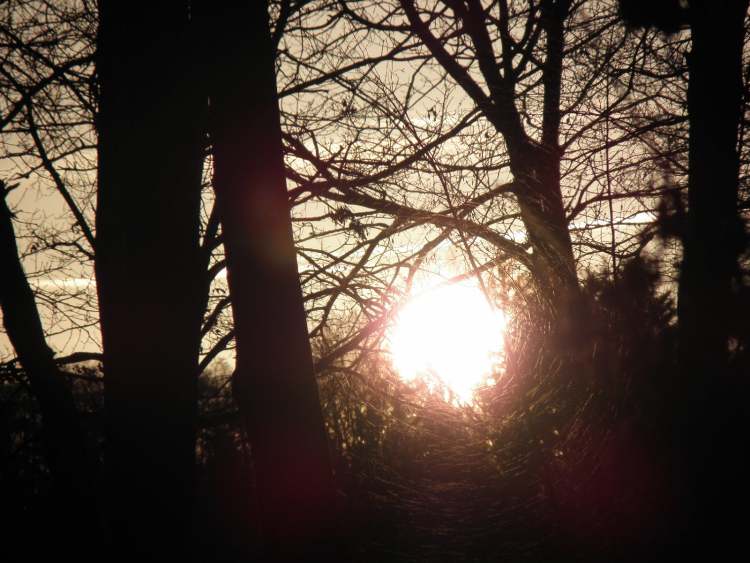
left=2, top=1, right=749, bottom=562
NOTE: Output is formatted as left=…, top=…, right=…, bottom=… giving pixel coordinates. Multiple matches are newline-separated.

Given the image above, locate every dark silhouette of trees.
left=619, top=2, right=750, bottom=559
left=621, top=0, right=749, bottom=377
left=0, top=181, right=101, bottom=557
left=405, top=0, right=580, bottom=318
left=678, top=2, right=748, bottom=379
left=95, top=1, right=205, bottom=559
left=292, top=1, right=692, bottom=360
left=201, top=1, right=339, bottom=559
left=1, top=0, right=99, bottom=351
left=2, top=0, right=750, bottom=561
left=323, top=0, right=580, bottom=323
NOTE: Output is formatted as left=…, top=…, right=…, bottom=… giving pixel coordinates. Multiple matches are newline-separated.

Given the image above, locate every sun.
left=388, top=280, right=506, bottom=404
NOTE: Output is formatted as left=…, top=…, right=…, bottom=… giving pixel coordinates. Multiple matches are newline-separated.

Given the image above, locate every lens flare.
left=389, top=281, right=506, bottom=404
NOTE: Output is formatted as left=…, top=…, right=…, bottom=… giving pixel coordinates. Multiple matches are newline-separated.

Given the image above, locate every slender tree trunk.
left=95, top=2, right=204, bottom=559
left=203, top=1, right=339, bottom=559
left=1, top=186, right=102, bottom=556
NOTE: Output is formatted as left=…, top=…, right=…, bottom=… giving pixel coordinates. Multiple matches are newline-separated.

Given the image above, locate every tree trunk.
left=203, top=1, right=339, bottom=559
left=95, top=2, right=204, bottom=559
left=679, top=1, right=747, bottom=379
left=503, top=0, right=579, bottom=328
left=1, top=186, right=102, bottom=556
left=509, top=142, right=579, bottom=322
left=400, top=0, right=579, bottom=320
left=676, top=2, right=749, bottom=559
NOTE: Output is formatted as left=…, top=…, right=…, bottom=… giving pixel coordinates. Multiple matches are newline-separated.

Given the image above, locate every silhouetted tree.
left=621, top=0, right=749, bottom=379
left=95, top=1, right=205, bottom=559
left=333, top=0, right=580, bottom=323
left=201, top=1, right=339, bottom=559
left=1, top=181, right=101, bottom=558
left=619, top=3, right=750, bottom=558
left=678, top=2, right=748, bottom=381
left=298, top=1, right=690, bottom=357
left=5, top=0, right=750, bottom=560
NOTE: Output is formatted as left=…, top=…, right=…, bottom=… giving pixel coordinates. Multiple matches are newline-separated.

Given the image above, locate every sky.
left=1, top=0, right=680, bottom=370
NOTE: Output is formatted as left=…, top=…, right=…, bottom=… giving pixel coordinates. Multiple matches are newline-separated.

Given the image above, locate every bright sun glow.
left=389, top=281, right=506, bottom=404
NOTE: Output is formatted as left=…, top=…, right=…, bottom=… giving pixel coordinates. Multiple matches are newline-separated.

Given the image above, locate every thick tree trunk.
left=676, top=2, right=749, bottom=559
left=679, top=1, right=747, bottom=378
left=510, top=144, right=578, bottom=321
left=95, top=2, right=204, bottom=559
left=616, top=2, right=749, bottom=557
left=203, top=1, right=339, bottom=559
left=0, top=187, right=102, bottom=555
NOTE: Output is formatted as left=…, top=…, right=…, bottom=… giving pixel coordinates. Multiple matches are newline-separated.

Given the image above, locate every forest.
left=1, top=1, right=749, bottom=561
